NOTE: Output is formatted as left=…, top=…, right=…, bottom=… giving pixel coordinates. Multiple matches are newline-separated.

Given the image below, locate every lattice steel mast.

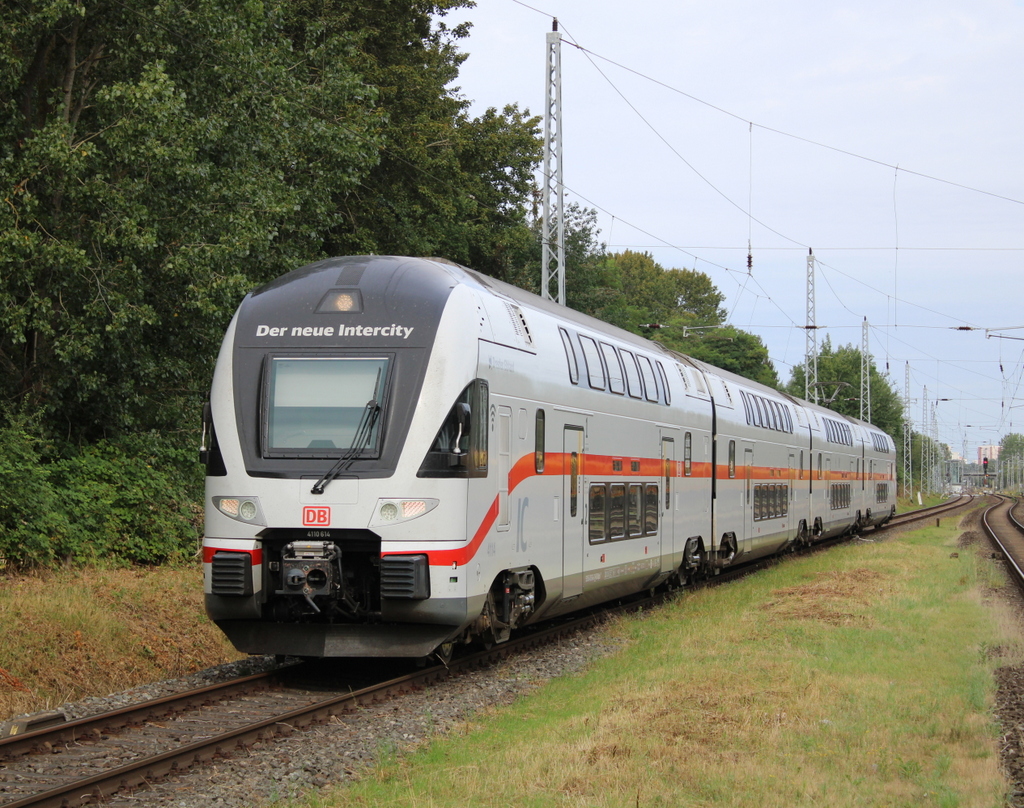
left=804, top=249, right=818, bottom=403
left=541, top=20, right=565, bottom=306
left=860, top=317, right=871, bottom=423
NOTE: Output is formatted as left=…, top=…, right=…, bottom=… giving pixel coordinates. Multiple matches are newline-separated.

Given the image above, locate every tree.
left=785, top=337, right=904, bottom=437
left=289, top=0, right=543, bottom=277
left=664, top=326, right=780, bottom=388
left=1, top=0, right=381, bottom=440
left=0, top=1, right=543, bottom=442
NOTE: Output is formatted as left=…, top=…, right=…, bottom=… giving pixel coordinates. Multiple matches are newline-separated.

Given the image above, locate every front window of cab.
left=264, top=356, right=389, bottom=457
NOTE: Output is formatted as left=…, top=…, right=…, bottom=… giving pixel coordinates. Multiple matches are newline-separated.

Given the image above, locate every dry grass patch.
left=762, top=566, right=888, bottom=626
left=0, top=565, right=241, bottom=719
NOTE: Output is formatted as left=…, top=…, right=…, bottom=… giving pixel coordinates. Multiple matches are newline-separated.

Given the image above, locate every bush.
left=0, top=429, right=71, bottom=566
left=0, top=430, right=203, bottom=568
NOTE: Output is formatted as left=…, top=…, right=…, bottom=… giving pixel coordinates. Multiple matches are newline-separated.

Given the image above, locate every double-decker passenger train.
left=201, top=255, right=896, bottom=659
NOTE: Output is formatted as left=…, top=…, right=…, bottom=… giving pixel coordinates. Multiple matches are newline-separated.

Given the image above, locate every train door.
left=660, top=436, right=674, bottom=571
left=496, top=405, right=512, bottom=532
left=562, top=426, right=585, bottom=599
left=742, top=444, right=754, bottom=555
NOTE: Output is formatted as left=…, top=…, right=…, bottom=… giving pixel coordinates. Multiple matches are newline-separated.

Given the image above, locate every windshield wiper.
left=310, top=397, right=381, bottom=495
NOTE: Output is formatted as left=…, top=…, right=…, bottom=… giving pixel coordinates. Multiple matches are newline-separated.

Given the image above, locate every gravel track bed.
left=60, top=627, right=625, bottom=807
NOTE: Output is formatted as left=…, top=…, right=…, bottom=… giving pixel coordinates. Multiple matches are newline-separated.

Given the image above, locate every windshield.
left=266, top=356, right=388, bottom=455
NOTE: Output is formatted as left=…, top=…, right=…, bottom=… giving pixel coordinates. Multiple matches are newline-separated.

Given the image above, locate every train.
left=200, top=255, right=897, bottom=659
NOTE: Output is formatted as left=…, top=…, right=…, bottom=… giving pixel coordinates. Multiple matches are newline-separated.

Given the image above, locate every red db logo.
left=302, top=506, right=330, bottom=526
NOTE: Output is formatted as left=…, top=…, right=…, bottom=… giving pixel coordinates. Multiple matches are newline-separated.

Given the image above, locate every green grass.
left=296, top=514, right=1019, bottom=808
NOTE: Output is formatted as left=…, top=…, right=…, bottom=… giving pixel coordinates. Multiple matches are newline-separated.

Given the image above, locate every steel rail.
left=981, top=495, right=1024, bottom=592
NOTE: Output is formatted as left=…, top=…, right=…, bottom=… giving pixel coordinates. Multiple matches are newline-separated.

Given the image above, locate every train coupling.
left=279, top=541, right=340, bottom=612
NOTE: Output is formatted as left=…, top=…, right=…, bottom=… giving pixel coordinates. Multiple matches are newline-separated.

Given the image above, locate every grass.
left=0, top=564, right=241, bottom=719
left=300, top=512, right=1020, bottom=808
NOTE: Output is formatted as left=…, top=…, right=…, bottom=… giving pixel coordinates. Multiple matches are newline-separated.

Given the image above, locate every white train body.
left=201, top=256, right=896, bottom=657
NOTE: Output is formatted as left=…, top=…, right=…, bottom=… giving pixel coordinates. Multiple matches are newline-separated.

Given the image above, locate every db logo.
left=302, top=506, right=330, bottom=526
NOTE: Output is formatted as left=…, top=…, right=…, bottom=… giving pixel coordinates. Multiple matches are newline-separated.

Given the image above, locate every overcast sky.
left=444, top=0, right=1024, bottom=466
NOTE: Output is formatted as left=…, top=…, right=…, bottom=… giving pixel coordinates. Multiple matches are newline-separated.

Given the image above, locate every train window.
left=578, top=335, right=606, bottom=390
left=600, top=342, right=626, bottom=394
left=609, top=483, right=626, bottom=540
left=728, top=440, right=736, bottom=478
left=740, top=390, right=752, bottom=425
left=637, top=355, right=659, bottom=402
left=684, top=433, right=692, bottom=476
left=645, top=484, right=659, bottom=534
left=628, top=484, right=643, bottom=536
left=817, top=453, right=822, bottom=480
left=588, top=483, right=606, bottom=542
left=418, top=378, right=488, bottom=477
left=470, top=380, right=489, bottom=474
left=266, top=356, right=388, bottom=456
left=656, top=362, right=671, bottom=405
left=752, top=397, right=764, bottom=428
left=535, top=409, right=545, bottom=474
left=558, top=328, right=579, bottom=385
left=676, top=364, right=690, bottom=391
left=621, top=350, right=643, bottom=399
left=799, top=450, right=804, bottom=480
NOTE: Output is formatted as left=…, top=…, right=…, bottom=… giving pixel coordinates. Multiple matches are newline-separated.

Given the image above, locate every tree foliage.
left=1, top=0, right=541, bottom=446
left=785, top=337, right=904, bottom=437
left=0, top=0, right=542, bottom=566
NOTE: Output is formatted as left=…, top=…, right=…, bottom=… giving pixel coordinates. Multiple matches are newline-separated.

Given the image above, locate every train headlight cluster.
left=370, top=498, right=438, bottom=527
left=213, top=496, right=266, bottom=525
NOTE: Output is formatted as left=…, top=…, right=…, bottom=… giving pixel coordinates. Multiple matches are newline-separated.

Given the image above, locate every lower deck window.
left=753, top=484, right=789, bottom=521
left=589, top=482, right=659, bottom=543
left=830, top=483, right=852, bottom=510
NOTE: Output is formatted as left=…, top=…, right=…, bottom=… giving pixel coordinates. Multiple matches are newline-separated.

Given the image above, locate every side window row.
left=739, top=390, right=794, bottom=434
left=589, top=482, right=659, bottom=543
left=870, top=432, right=891, bottom=454
left=822, top=417, right=854, bottom=447
left=559, top=327, right=670, bottom=405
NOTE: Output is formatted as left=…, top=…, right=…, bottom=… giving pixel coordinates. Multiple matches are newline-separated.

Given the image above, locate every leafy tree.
left=664, top=326, right=780, bottom=388
left=1, top=0, right=381, bottom=441
left=286, top=0, right=543, bottom=277
left=785, top=337, right=904, bottom=437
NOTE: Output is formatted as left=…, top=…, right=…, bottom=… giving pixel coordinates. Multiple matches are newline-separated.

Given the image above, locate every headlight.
left=369, top=498, right=439, bottom=527
left=213, top=496, right=266, bottom=525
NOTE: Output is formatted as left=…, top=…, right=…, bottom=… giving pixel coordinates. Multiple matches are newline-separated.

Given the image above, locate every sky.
left=442, top=0, right=1024, bottom=467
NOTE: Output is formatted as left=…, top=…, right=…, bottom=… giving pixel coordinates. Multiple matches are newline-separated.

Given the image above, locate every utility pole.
left=805, top=249, right=818, bottom=403
left=903, top=362, right=912, bottom=499
left=541, top=20, right=565, bottom=306
left=860, top=317, right=871, bottom=423
left=921, top=386, right=929, bottom=495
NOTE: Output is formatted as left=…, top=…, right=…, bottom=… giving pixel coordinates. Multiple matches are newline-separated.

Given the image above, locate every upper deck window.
left=265, top=356, right=388, bottom=457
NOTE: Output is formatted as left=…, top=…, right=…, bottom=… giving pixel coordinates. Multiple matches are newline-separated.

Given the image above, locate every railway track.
left=981, top=495, right=1024, bottom=591
left=0, top=495, right=974, bottom=808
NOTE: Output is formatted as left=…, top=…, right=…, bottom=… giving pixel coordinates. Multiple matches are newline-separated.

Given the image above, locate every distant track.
left=981, top=495, right=1024, bottom=592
